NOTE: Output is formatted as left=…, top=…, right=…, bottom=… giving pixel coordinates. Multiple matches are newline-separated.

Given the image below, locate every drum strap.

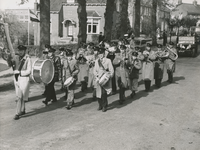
left=15, top=58, right=26, bottom=81
left=98, top=59, right=106, bottom=71
left=66, top=59, right=73, bottom=76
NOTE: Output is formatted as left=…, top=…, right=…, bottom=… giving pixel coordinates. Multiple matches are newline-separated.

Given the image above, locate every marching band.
left=9, top=37, right=179, bottom=119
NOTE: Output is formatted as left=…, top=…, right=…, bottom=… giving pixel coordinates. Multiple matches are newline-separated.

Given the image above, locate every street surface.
left=0, top=45, right=200, bottom=150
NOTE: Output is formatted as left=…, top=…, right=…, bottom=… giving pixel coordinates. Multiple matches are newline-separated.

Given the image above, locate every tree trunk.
left=114, top=0, right=129, bottom=39
left=134, top=0, right=140, bottom=37
left=151, top=0, right=157, bottom=46
left=77, top=0, right=87, bottom=48
left=39, top=0, right=50, bottom=57
left=104, top=0, right=115, bottom=41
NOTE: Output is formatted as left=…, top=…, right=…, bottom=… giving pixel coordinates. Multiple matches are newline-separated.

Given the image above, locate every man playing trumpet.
left=154, top=44, right=169, bottom=88
left=165, top=42, right=178, bottom=83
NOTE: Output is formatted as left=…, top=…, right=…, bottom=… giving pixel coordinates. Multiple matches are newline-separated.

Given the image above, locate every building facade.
left=35, top=0, right=106, bottom=45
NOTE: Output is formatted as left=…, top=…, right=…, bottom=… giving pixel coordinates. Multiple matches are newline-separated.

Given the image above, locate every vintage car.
left=177, top=36, right=198, bottom=57
left=134, top=37, right=152, bottom=52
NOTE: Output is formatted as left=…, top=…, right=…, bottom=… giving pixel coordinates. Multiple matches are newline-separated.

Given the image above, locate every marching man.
left=63, top=49, right=79, bottom=110
left=12, top=45, right=32, bottom=120
left=93, top=47, right=114, bottom=112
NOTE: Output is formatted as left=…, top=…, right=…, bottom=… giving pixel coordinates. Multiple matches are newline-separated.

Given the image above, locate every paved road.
left=0, top=46, right=200, bottom=150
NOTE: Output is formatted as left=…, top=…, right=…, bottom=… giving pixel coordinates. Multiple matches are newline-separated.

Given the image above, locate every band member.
left=154, top=44, right=169, bottom=88
left=63, top=49, right=79, bottom=110
left=113, top=45, right=129, bottom=104
left=141, top=43, right=156, bottom=92
left=41, top=44, right=51, bottom=96
left=87, top=46, right=99, bottom=100
left=93, top=47, right=114, bottom=112
left=77, top=49, right=88, bottom=92
left=58, top=47, right=66, bottom=91
left=13, top=45, right=32, bottom=120
left=165, top=42, right=178, bottom=83
left=107, top=45, right=117, bottom=94
left=127, top=50, right=142, bottom=97
left=42, top=47, right=61, bottom=105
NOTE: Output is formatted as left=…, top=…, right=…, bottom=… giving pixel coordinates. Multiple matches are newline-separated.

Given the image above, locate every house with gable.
left=171, top=0, right=200, bottom=18
left=34, top=0, right=106, bottom=45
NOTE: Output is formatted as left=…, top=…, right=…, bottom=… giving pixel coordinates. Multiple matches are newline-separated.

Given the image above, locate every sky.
left=0, top=0, right=200, bottom=10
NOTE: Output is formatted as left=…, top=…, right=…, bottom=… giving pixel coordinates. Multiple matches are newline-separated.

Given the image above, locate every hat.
left=17, top=45, right=27, bottom=50
left=49, top=47, right=56, bottom=52
left=119, top=45, right=126, bottom=50
left=132, top=51, right=138, bottom=56
left=66, top=49, right=73, bottom=56
left=168, top=42, right=174, bottom=45
left=93, top=46, right=99, bottom=51
left=59, top=47, right=65, bottom=51
left=135, top=46, right=140, bottom=51
left=115, top=48, right=121, bottom=53
left=45, top=44, right=51, bottom=49
left=157, top=44, right=162, bottom=48
left=146, top=43, right=151, bottom=47
left=98, top=47, right=105, bottom=54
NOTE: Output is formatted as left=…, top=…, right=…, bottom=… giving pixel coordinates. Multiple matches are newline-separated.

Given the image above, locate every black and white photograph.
left=0, top=0, right=200, bottom=149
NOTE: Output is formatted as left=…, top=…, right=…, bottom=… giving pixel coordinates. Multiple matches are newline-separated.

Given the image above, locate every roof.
left=173, top=3, right=200, bottom=15
left=50, top=0, right=66, bottom=11
left=87, top=10, right=101, bottom=17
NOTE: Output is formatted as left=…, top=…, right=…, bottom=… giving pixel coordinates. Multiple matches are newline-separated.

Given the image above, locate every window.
left=19, top=15, right=24, bottom=19
left=87, top=18, right=99, bottom=34
left=67, top=22, right=73, bottom=36
left=25, top=15, right=28, bottom=19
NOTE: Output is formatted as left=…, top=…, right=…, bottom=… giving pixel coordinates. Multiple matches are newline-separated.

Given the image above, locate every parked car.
left=177, top=36, right=198, bottom=57
left=134, top=37, right=152, bottom=52
left=195, top=27, right=200, bottom=43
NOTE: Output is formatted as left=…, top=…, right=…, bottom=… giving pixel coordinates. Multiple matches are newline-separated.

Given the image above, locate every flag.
left=29, top=9, right=40, bottom=22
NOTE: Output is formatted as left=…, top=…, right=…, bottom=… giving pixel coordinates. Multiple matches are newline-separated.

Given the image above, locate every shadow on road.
left=21, top=96, right=67, bottom=118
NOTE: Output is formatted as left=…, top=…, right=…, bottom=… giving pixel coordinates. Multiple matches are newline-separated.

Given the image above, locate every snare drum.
left=99, top=72, right=110, bottom=86
left=32, top=59, right=54, bottom=84
left=64, top=76, right=75, bottom=87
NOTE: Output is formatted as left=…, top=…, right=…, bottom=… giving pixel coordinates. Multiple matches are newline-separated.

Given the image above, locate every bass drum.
left=32, top=59, right=54, bottom=84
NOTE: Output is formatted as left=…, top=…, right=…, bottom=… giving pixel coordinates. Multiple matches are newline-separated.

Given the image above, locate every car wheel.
left=191, top=48, right=196, bottom=57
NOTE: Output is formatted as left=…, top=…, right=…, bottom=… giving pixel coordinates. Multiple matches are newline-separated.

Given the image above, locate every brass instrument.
left=166, top=46, right=178, bottom=61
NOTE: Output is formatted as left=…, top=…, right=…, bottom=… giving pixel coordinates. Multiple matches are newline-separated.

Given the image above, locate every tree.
left=77, top=0, right=87, bottom=47
left=39, top=0, right=50, bottom=57
left=113, top=0, right=130, bottom=39
left=134, top=0, right=140, bottom=37
left=151, top=0, right=157, bottom=46
left=104, top=0, right=115, bottom=41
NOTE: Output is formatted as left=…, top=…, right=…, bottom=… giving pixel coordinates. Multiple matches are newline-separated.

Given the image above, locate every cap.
left=168, top=42, right=174, bottom=45
left=17, top=45, right=27, bottom=51
left=115, top=48, right=121, bottom=53
left=135, top=46, right=140, bottom=51
left=45, top=44, right=51, bottom=49
left=119, top=45, right=126, bottom=50
left=132, top=51, right=138, bottom=56
left=98, top=47, right=105, bottom=54
left=93, top=46, right=99, bottom=51
left=157, top=44, right=163, bottom=48
left=146, top=43, right=151, bottom=47
left=59, top=47, right=65, bottom=51
left=66, top=49, right=73, bottom=56
left=49, top=47, right=56, bottom=52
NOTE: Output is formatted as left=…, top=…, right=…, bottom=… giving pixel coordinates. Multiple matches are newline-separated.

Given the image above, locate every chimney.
left=178, top=0, right=182, bottom=5
left=193, top=0, right=197, bottom=6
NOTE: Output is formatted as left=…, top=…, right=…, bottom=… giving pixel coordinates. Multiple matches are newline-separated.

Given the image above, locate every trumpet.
left=166, top=46, right=178, bottom=61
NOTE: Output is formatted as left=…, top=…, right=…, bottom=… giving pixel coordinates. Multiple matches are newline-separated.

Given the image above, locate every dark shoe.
left=14, top=115, right=20, bottom=120
left=19, top=111, right=26, bottom=116
left=97, top=106, right=102, bottom=111
left=51, top=100, right=57, bottom=103
left=102, top=107, right=107, bottom=112
left=119, top=100, right=123, bottom=105
left=130, top=92, right=135, bottom=98
left=42, top=100, right=48, bottom=105
left=65, top=105, right=72, bottom=110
